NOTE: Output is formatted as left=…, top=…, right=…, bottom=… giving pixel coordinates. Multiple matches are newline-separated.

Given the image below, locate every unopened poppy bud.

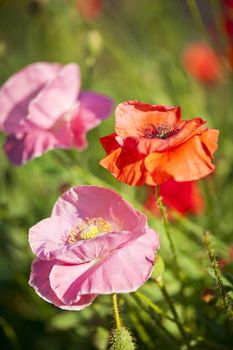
left=109, top=327, right=135, bottom=350
left=86, top=30, right=103, bottom=58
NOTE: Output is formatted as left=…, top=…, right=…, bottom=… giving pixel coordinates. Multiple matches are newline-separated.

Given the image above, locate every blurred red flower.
left=77, top=0, right=103, bottom=20
left=100, top=101, right=219, bottom=186
left=145, top=179, right=204, bottom=219
left=224, top=0, right=233, bottom=9
left=182, top=42, right=222, bottom=84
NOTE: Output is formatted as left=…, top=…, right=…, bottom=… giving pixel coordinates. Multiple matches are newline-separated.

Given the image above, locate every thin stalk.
left=0, top=317, right=20, bottom=350
left=134, top=291, right=175, bottom=323
left=186, top=0, right=208, bottom=38
left=154, top=278, right=191, bottom=349
left=128, top=311, right=154, bottom=350
left=112, top=294, right=121, bottom=329
left=203, top=231, right=233, bottom=319
left=127, top=294, right=178, bottom=345
left=156, top=188, right=180, bottom=277
left=174, top=213, right=226, bottom=252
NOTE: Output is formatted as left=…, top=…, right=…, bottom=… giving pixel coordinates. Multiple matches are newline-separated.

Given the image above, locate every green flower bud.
left=109, top=327, right=135, bottom=350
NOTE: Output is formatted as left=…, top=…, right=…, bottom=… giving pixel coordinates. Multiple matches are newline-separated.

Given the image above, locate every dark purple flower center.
left=140, top=124, right=177, bottom=139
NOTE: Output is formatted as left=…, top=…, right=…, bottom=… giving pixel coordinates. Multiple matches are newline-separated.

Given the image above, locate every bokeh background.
left=0, top=0, right=233, bottom=349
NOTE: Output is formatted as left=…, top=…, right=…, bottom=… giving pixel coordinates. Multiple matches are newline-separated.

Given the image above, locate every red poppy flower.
left=224, top=18, right=233, bottom=37
left=182, top=42, right=222, bottom=83
left=224, top=0, right=233, bottom=9
left=145, top=179, right=204, bottom=219
left=77, top=0, right=103, bottom=20
left=100, top=101, right=219, bottom=186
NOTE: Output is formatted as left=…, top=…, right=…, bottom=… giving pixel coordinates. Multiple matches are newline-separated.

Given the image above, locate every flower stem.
left=186, top=0, right=208, bottom=38
left=133, top=291, right=175, bottom=322
left=156, top=188, right=180, bottom=277
left=154, top=278, right=191, bottom=349
left=112, top=294, right=121, bottom=329
left=203, top=231, right=233, bottom=320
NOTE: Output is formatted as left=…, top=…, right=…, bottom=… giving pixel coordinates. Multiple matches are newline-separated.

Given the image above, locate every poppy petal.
left=0, top=62, right=61, bottom=133
left=26, top=64, right=80, bottom=129
left=115, top=101, right=181, bottom=137
left=145, top=135, right=216, bottom=183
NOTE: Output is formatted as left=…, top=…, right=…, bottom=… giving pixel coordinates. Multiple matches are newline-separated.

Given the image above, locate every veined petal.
left=119, top=118, right=206, bottom=155
left=52, top=185, right=147, bottom=231
left=115, top=101, right=181, bottom=137
left=49, top=228, right=158, bottom=304
left=0, top=62, right=61, bottom=133
left=145, top=134, right=217, bottom=183
left=29, top=216, right=76, bottom=260
left=29, top=259, right=97, bottom=310
left=26, top=64, right=80, bottom=129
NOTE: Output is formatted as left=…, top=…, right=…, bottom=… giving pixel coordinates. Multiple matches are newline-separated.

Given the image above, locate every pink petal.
left=29, top=216, right=80, bottom=260
left=79, top=91, right=113, bottom=123
left=26, top=64, right=80, bottom=129
left=71, top=91, right=113, bottom=149
left=52, top=185, right=147, bottom=232
left=0, top=62, right=61, bottom=133
left=49, top=228, right=159, bottom=304
left=4, top=125, right=72, bottom=166
left=62, top=230, right=141, bottom=263
left=29, top=259, right=97, bottom=310
left=29, top=212, right=140, bottom=264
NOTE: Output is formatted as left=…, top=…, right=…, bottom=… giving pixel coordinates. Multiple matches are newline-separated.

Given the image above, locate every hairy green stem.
left=112, top=294, right=121, bottom=329
left=203, top=231, right=233, bottom=319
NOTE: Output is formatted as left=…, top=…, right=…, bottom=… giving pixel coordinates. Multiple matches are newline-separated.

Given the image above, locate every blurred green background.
left=0, top=0, right=233, bottom=349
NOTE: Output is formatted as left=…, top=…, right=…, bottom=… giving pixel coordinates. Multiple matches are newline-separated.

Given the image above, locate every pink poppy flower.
left=29, top=186, right=159, bottom=310
left=0, top=62, right=113, bottom=165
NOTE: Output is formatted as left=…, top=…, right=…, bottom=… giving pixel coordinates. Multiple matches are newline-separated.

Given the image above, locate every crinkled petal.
left=29, top=216, right=76, bottom=260
left=0, top=62, right=61, bottom=133
left=26, top=64, right=80, bottom=129
left=100, top=148, right=148, bottom=186
left=49, top=228, right=159, bottom=303
left=29, top=213, right=141, bottom=264
left=29, top=259, right=97, bottom=310
left=118, top=118, right=206, bottom=154
left=145, top=134, right=217, bottom=183
left=52, top=185, right=147, bottom=231
left=63, top=230, right=141, bottom=264
left=199, top=129, right=219, bottom=157
left=115, top=101, right=181, bottom=137
left=71, top=91, right=113, bottom=149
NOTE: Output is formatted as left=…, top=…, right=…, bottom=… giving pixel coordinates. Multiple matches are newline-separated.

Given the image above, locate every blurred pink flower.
left=29, top=186, right=159, bottom=310
left=0, top=62, right=113, bottom=165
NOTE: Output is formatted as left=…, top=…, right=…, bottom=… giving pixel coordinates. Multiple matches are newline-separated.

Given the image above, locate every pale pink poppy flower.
left=0, top=62, right=113, bottom=165
left=29, top=186, right=159, bottom=310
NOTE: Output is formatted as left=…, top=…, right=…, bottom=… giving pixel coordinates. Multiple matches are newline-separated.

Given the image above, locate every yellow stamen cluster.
left=68, top=217, right=112, bottom=243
